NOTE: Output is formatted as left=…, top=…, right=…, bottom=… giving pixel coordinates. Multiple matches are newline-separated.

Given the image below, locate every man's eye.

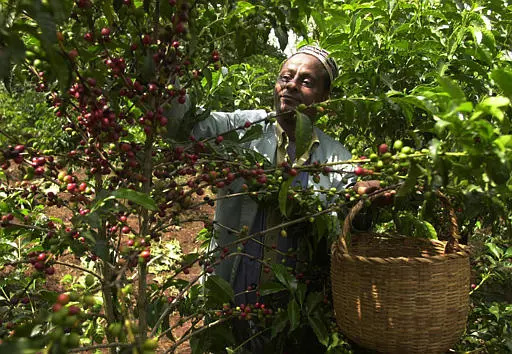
left=302, top=79, right=312, bottom=86
left=280, top=74, right=291, bottom=82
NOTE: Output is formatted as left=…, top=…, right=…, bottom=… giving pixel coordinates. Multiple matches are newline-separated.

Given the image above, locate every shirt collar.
left=275, top=120, right=319, bottom=166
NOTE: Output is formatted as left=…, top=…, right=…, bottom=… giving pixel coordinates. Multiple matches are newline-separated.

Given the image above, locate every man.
left=192, top=45, right=376, bottom=351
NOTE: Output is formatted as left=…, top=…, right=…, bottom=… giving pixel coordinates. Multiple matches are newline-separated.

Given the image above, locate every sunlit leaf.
left=112, top=189, right=157, bottom=211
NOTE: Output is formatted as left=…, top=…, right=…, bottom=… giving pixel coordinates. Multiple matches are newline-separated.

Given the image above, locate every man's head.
left=274, top=45, right=338, bottom=117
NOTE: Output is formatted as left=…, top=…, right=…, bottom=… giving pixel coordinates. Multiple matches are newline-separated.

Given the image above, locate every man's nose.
left=286, top=77, right=298, bottom=90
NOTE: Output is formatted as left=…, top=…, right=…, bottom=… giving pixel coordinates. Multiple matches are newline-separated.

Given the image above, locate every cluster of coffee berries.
left=27, top=251, right=55, bottom=275
left=1, top=144, right=25, bottom=168
left=50, top=292, right=85, bottom=349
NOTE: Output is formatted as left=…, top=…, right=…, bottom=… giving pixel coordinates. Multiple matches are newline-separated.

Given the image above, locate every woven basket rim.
left=336, top=248, right=469, bottom=263
left=333, top=232, right=470, bottom=263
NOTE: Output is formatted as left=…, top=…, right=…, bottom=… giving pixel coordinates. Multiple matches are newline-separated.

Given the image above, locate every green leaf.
left=93, top=239, right=109, bottom=262
left=271, top=310, right=289, bottom=339
left=6, top=34, right=26, bottom=63
left=305, top=291, right=324, bottom=315
left=205, top=275, right=234, bottom=305
left=235, top=1, right=256, bottom=16
left=238, top=124, right=263, bottom=144
left=271, top=263, right=297, bottom=292
left=489, top=304, right=500, bottom=321
left=258, top=281, right=286, bottom=296
left=275, top=26, right=288, bottom=50
left=308, top=315, right=329, bottom=346
left=484, top=96, right=510, bottom=107
left=278, top=178, right=293, bottom=217
left=102, top=1, right=117, bottom=24
left=493, top=135, right=512, bottom=151
left=485, top=158, right=510, bottom=185
left=504, top=247, right=512, bottom=258
left=112, top=188, right=157, bottom=211
left=486, top=242, right=503, bottom=260
left=294, top=111, right=313, bottom=164
left=296, top=282, right=307, bottom=306
left=491, top=68, right=512, bottom=98
left=49, top=0, right=73, bottom=24
left=287, top=299, right=300, bottom=333
left=438, top=77, right=465, bottom=102
left=141, top=52, right=156, bottom=82
left=397, top=161, right=423, bottom=197
left=418, top=220, right=437, bottom=240
left=34, top=10, right=57, bottom=45
left=46, top=50, right=72, bottom=93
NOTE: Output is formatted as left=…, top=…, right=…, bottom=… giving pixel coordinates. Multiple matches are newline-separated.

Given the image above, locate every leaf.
left=205, top=275, right=234, bottom=305
left=141, top=52, right=156, bottom=82
left=486, top=242, right=503, bottom=260
left=493, top=135, right=512, bottom=151
left=49, top=0, right=73, bottom=24
left=235, top=1, right=256, bottom=15
left=275, top=26, right=288, bottom=50
left=489, top=304, right=500, bottom=321
left=397, top=161, right=423, bottom=197
left=438, top=77, right=465, bottom=102
left=305, top=291, right=324, bottom=316
left=46, top=50, right=72, bottom=93
left=491, top=68, right=512, bottom=98
left=486, top=96, right=510, bottom=107
left=112, top=188, right=157, bottom=211
left=296, top=282, right=307, bottom=306
left=485, top=158, right=510, bottom=185
left=6, top=34, right=26, bottom=63
left=418, top=220, right=437, bottom=240
left=34, top=10, right=57, bottom=46
left=201, top=67, right=212, bottom=91
left=271, top=310, right=289, bottom=339
left=278, top=178, right=293, bottom=217
left=308, top=315, right=329, bottom=346
left=258, top=282, right=286, bottom=296
left=102, top=1, right=117, bottom=24
left=238, top=124, right=263, bottom=144
left=93, top=239, right=109, bottom=262
left=294, top=111, right=313, bottom=164
left=505, top=247, right=512, bottom=258
left=287, top=299, right=300, bottom=333
left=271, top=263, right=297, bottom=292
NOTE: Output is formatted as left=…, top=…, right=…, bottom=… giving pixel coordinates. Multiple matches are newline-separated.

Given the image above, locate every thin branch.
left=53, top=260, right=102, bottom=281
left=67, top=342, right=133, bottom=353
left=164, top=317, right=230, bottom=354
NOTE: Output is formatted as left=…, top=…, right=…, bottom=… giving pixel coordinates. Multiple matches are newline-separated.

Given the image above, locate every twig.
left=67, top=342, right=132, bottom=353
left=164, top=317, right=229, bottom=354
left=53, top=260, right=102, bottom=281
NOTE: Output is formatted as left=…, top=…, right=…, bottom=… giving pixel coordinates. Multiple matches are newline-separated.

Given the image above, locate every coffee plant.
left=0, top=0, right=511, bottom=353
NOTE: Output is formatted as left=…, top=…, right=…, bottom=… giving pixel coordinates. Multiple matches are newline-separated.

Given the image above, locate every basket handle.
left=337, top=187, right=462, bottom=255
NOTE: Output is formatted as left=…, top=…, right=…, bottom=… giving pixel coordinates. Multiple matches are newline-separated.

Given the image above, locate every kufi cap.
left=290, top=45, right=339, bottom=84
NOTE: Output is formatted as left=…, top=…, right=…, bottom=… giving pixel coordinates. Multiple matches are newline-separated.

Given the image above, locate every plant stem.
left=67, top=342, right=133, bottom=353
left=137, top=128, right=154, bottom=341
left=94, top=172, right=117, bottom=354
left=53, top=261, right=102, bottom=280
left=164, top=317, right=229, bottom=354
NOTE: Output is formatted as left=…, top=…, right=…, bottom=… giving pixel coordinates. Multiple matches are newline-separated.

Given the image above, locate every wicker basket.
left=331, top=190, right=470, bottom=354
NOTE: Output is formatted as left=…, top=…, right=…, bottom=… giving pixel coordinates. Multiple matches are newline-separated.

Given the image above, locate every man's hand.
left=354, top=180, right=381, bottom=196
left=353, top=180, right=395, bottom=206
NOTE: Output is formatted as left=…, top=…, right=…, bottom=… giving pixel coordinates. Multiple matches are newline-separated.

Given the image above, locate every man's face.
left=273, top=53, right=329, bottom=117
